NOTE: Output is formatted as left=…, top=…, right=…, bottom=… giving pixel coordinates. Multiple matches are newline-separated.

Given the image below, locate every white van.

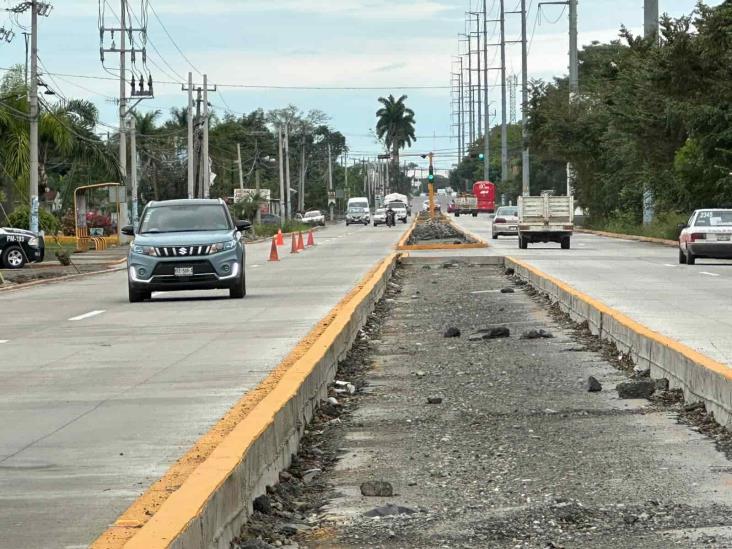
left=346, top=197, right=370, bottom=223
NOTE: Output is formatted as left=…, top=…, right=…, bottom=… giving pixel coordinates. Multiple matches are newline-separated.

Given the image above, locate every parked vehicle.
left=491, top=206, right=519, bottom=239
left=0, top=227, right=45, bottom=269
left=679, top=209, right=732, bottom=265
left=346, top=207, right=370, bottom=225
left=517, top=193, right=574, bottom=249
left=372, top=208, right=387, bottom=226
left=386, top=201, right=408, bottom=223
left=302, top=210, right=326, bottom=226
left=453, top=195, right=478, bottom=217
left=124, top=199, right=251, bottom=302
left=260, top=213, right=281, bottom=225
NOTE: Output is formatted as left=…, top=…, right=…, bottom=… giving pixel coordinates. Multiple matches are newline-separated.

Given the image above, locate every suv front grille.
left=156, top=245, right=210, bottom=257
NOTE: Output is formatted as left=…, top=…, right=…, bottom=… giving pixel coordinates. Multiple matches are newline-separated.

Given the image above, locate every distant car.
left=447, top=201, right=457, bottom=214
left=0, top=227, right=45, bottom=269
left=422, top=200, right=441, bottom=212
left=437, top=188, right=447, bottom=196
left=260, top=213, right=281, bottom=225
left=373, top=208, right=387, bottom=226
left=346, top=207, right=370, bottom=226
left=124, top=198, right=251, bottom=302
left=302, top=210, right=326, bottom=226
left=679, top=209, right=732, bottom=265
left=491, top=206, right=519, bottom=239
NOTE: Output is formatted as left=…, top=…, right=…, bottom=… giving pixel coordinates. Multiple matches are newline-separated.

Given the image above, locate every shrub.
left=6, top=206, right=61, bottom=235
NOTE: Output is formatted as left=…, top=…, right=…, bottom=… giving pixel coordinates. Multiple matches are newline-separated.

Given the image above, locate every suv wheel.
left=2, top=246, right=26, bottom=269
left=230, top=263, right=246, bottom=299
left=128, top=282, right=151, bottom=303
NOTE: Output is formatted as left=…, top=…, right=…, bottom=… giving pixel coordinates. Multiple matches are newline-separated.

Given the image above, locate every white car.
left=372, top=208, right=387, bottom=226
left=301, top=210, right=325, bottom=226
left=679, top=209, right=732, bottom=265
left=422, top=200, right=441, bottom=212
left=491, top=206, right=519, bottom=238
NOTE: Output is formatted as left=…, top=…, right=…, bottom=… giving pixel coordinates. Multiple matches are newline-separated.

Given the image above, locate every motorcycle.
left=385, top=209, right=396, bottom=227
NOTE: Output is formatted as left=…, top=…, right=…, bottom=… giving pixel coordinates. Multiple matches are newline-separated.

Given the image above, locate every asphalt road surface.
left=0, top=221, right=407, bottom=549
left=447, top=210, right=732, bottom=367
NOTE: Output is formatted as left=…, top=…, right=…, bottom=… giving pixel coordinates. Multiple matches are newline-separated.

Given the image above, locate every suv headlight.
left=132, top=244, right=158, bottom=256
left=208, top=240, right=238, bottom=254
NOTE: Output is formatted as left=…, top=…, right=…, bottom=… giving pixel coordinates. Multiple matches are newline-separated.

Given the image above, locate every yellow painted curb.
left=576, top=228, right=677, bottom=247
left=91, top=252, right=399, bottom=549
left=507, top=256, right=732, bottom=383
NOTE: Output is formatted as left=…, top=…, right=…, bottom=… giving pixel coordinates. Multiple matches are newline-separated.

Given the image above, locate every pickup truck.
left=453, top=195, right=478, bottom=217
left=517, top=194, right=574, bottom=249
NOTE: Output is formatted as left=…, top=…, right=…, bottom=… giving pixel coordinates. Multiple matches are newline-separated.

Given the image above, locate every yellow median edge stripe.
left=91, top=252, right=399, bottom=549
left=507, top=256, right=732, bottom=382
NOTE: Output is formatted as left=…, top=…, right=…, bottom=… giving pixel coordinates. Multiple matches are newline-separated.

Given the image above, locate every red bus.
left=473, top=181, right=496, bottom=213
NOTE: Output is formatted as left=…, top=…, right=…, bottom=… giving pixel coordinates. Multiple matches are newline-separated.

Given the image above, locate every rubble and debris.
left=616, top=379, right=656, bottom=399
left=587, top=376, right=603, bottom=392
left=360, top=480, right=394, bottom=497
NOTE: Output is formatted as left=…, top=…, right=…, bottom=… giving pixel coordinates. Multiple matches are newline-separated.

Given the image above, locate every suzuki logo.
left=178, top=247, right=188, bottom=255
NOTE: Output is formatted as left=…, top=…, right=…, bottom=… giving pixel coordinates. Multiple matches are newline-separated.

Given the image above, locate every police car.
left=0, top=227, right=45, bottom=269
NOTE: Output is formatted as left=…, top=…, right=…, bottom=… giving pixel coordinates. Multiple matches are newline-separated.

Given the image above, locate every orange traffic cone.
left=290, top=233, right=299, bottom=254
left=276, top=228, right=284, bottom=246
left=297, top=231, right=305, bottom=251
left=268, top=237, right=279, bottom=262
left=306, top=230, right=315, bottom=247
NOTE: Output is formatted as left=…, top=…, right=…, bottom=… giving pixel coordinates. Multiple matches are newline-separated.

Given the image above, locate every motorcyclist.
left=386, top=206, right=396, bottom=227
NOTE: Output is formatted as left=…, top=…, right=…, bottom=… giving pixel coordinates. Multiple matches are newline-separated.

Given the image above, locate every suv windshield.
left=139, top=204, right=231, bottom=234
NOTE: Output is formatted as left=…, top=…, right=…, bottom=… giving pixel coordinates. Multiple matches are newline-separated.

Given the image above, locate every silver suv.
left=123, top=199, right=251, bottom=302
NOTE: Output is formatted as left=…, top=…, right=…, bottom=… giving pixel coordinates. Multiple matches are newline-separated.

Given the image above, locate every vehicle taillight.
left=494, top=217, right=506, bottom=223
left=563, top=225, right=574, bottom=230
left=690, top=233, right=706, bottom=242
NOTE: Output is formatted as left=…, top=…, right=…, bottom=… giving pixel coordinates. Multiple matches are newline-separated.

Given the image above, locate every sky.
left=0, top=0, right=722, bottom=172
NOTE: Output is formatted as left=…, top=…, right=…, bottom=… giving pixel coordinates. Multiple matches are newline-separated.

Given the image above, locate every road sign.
left=234, top=188, right=271, bottom=202
left=328, top=191, right=336, bottom=205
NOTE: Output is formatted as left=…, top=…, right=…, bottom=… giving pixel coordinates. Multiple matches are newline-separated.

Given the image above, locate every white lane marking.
left=151, top=292, right=163, bottom=297
left=664, top=264, right=676, bottom=267
left=250, top=264, right=261, bottom=268
left=0, top=340, right=8, bottom=344
left=68, top=310, right=106, bottom=321
left=700, top=271, right=720, bottom=277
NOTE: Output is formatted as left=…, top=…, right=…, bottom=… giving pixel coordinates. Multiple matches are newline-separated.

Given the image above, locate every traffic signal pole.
left=428, top=153, right=435, bottom=219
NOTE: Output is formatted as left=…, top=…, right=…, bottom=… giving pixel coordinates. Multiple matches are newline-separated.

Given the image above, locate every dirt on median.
left=232, top=260, right=732, bottom=549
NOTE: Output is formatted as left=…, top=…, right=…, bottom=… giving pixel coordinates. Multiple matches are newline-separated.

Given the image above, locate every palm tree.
left=375, top=94, right=416, bottom=193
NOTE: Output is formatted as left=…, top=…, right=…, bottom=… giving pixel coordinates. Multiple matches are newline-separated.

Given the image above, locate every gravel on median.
left=233, top=262, right=732, bottom=549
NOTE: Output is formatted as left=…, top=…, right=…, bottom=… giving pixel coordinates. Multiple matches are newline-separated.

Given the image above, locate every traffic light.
left=469, top=152, right=485, bottom=161
left=428, top=165, right=434, bottom=182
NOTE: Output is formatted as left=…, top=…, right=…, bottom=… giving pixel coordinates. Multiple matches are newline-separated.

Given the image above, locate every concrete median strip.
left=91, top=252, right=400, bottom=549
left=396, top=215, right=489, bottom=251
left=507, top=256, right=732, bottom=427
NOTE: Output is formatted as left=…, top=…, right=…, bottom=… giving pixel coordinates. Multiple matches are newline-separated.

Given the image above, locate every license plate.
left=716, top=234, right=731, bottom=242
left=174, top=266, right=194, bottom=277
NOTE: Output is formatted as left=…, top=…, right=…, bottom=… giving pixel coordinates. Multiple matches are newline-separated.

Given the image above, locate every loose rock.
left=360, top=480, right=393, bottom=497
left=616, top=379, right=656, bottom=399
left=500, top=287, right=515, bottom=294
left=520, top=329, right=555, bottom=340
left=443, top=327, right=461, bottom=338
left=427, top=397, right=443, bottom=405
left=364, top=504, right=417, bottom=517
left=655, top=378, right=670, bottom=392
left=235, top=539, right=276, bottom=549
left=253, top=494, right=271, bottom=514
left=469, top=327, right=510, bottom=340
left=587, top=376, right=603, bottom=393
left=505, top=267, right=515, bottom=275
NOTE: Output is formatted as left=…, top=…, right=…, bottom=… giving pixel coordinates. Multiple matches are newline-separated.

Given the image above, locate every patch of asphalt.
left=233, top=262, right=732, bottom=549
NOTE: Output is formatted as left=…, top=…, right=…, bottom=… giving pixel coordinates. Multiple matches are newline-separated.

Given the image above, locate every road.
left=446, top=210, right=732, bottom=367
left=0, top=222, right=407, bottom=549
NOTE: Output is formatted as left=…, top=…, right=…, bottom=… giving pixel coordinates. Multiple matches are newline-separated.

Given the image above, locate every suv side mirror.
left=121, top=225, right=134, bottom=236
left=236, top=220, right=252, bottom=232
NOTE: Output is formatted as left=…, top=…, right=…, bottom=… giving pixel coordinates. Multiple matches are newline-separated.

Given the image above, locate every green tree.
left=375, top=94, right=416, bottom=194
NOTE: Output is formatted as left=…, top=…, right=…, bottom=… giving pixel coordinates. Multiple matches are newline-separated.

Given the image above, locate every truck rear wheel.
left=455, top=212, right=460, bottom=217
left=561, top=237, right=571, bottom=250
left=472, top=212, right=478, bottom=217
left=519, top=236, right=528, bottom=249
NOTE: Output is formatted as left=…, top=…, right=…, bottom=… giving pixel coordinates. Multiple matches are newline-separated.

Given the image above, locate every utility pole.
left=236, top=143, right=244, bottom=190
left=29, top=1, right=39, bottom=233
left=463, top=32, right=474, bottom=144
left=119, top=0, right=127, bottom=220
left=482, top=0, right=490, bottom=181
left=644, top=0, right=659, bottom=41
left=129, top=116, right=139, bottom=227
left=278, top=126, right=285, bottom=225
left=327, top=143, right=334, bottom=222
left=521, top=0, right=530, bottom=196
left=500, top=0, right=509, bottom=186
left=568, top=0, right=578, bottom=196
left=299, top=137, right=306, bottom=212
left=187, top=72, right=194, bottom=198
left=469, top=12, right=482, bottom=139
left=284, top=123, right=292, bottom=219
left=202, top=74, right=210, bottom=198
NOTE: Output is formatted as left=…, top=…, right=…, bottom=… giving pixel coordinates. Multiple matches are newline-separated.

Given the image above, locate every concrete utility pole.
left=187, top=72, right=194, bottom=198
left=29, top=1, right=39, bottom=233
left=469, top=12, right=482, bottom=139
left=500, top=0, right=509, bottom=185
left=327, top=143, right=334, bottom=221
left=119, top=0, right=127, bottom=213
left=129, top=116, right=139, bottom=227
left=299, top=137, right=306, bottom=212
left=284, top=123, right=292, bottom=219
left=521, top=0, right=530, bottom=196
left=482, top=0, right=490, bottom=181
left=567, top=0, right=578, bottom=196
left=644, top=0, right=659, bottom=40
left=236, top=143, right=244, bottom=190
left=202, top=74, right=210, bottom=198
left=278, top=127, right=285, bottom=224
left=464, top=32, right=474, bottom=144
left=458, top=57, right=464, bottom=159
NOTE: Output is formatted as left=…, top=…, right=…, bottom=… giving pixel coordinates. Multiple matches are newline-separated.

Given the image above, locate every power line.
left=147, top=0, right=202, bottom=76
